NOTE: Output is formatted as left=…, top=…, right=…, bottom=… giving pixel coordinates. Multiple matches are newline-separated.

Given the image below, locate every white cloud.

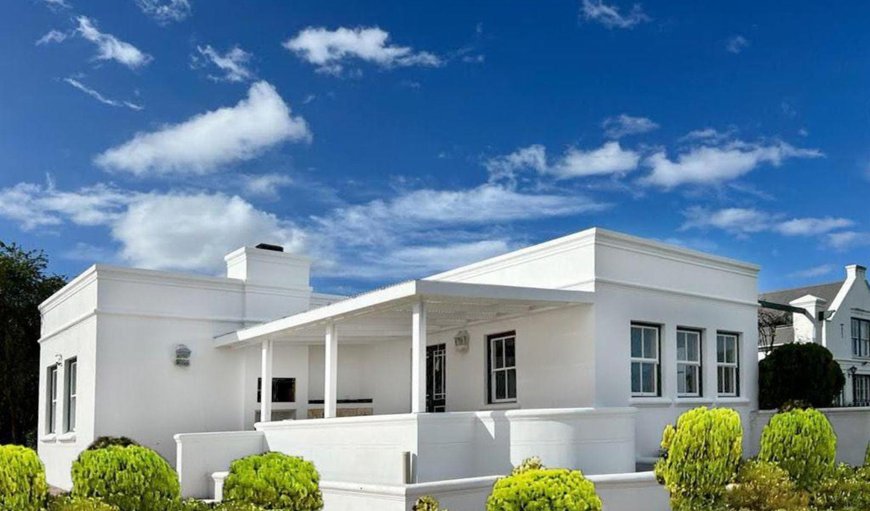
left=76, top=16, right=152, bottom=69
left=726, top=35, right=749, bottom=54
left=194, top=45, right=254, bottom=82
left=486, top=142, right=639, bottom=180
left=95, top=81, right=311, bottom=176
left=242, top=173, right=293, bottom=199
left=0, top=180, right=129, bottom=231
left=284, top=26, right=441, bottom=75
left=789, top=264, right=834, bottom=279
left=64, top=78, right=144, bottom=111
left=602, top=114, right=658, bottom=139
left=682, top=207, right=853, bottom=237
left=355, top=240, right=512, bottom=280
left=827, top=231, right=870, bottom=251
left=39, top=0, right=71, bottom=10
left=642, top=139, right=823, bottom=188
left=135, top=0, right=192, bottom=24
left=581, top=0, right=650, bottom=29
left=36, top=30, right=69, bottom=46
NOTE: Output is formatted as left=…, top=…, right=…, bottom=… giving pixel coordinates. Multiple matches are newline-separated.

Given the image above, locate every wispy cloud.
left=827, top=231, right=870, bottom=251
left=135, top=0, right=192, bottom=24
left=36, top=30, right=69, bottom=46
left=193, top=44, right=254, bottom=82
left=486, top=142, right=640, bottom=181
left=789, top=264, right=834, bottom=279
left=681, top=207, right=853, bottom=237
left=602, top=114, right=659, bottom=139
left=95, top=81, right=310, bottom=176
left=284, top=26, right=441, bottom=75
left=63, top=78, right=143, bottom=111
left=726, top=35, right=749, bottom=54
left=581, top=0, right=650, bottom=29
left=241, top=173, right=293, bottom=199
left=76, top=16, right=152, bottom=69
left=39, top=0, right=71, bottom=10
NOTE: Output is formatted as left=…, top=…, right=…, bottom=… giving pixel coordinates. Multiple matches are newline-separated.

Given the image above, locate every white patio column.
left=260, top=339, right=273, bottom=423
left=324, top=322, right=338, bottom=419
left=411, top=300, right=427, bottom=413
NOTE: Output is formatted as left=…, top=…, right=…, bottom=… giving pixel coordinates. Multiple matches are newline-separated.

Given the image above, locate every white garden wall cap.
left=587, top=471, right=659, bottom=486
left=215, top=280, right=594, bottom=348
left=174, top=430, right=265, bottom=443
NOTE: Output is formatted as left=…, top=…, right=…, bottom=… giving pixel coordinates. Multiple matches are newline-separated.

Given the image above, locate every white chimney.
left=225, top=244, right=313, bottom=321
left=846, top=264, right=867, bottom=281
left=790, top=294, right=826, bottom=344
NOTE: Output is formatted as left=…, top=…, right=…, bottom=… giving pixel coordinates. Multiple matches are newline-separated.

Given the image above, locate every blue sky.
left=2, top=0, right=869, bottom=294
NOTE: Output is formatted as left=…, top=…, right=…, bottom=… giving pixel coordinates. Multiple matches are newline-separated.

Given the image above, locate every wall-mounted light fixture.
left=175, top=345, right=192, bottom=367
left=54, top=354, right=63, bottom=367
left=848, top=366, right=858, bottom=377
left=454, top=330, right=470, bottom=353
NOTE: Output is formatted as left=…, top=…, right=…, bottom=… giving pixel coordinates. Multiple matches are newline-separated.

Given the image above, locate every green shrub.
left=47, top=496, right=119, bottom=511
left=85, top=437, right=138, bottom=452
left=865, top=441, right=870, bottom=467
left=758, top=408, right=836, bottom=490
left=810, top=464, right=870, bottom=511
left=213, top=503, right=268, bottom=511
left=723, top=459, right=809, bottom=511
left=71, top=445, right=180, bottom=511
left=223, top=452, right=323, bottom=510
left=759, top=344, right=845, bottom=409
left=486, top=468, right=601, bottom=511
left=654, top=407, right=742, bottom=511
left=511, top=456, right=544, bottom=475
left=0, top=444, right=49, bottom=511
left=413, top=495, right=442, bottom=511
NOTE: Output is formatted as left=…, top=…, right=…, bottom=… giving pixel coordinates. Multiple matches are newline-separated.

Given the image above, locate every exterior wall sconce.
left=848, top=366, right=858, bottom=377
left=454, top=330, right=470, bottom=353
left=175, top=345, right=192, bottom=367
left=54, top=354, right=63, bottom=367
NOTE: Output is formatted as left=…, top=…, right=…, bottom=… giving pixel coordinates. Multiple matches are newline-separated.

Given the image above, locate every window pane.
left=677, top=365, right=687, bottom=394
left=631, top=362, right=641, bottom=393
left=677, top=333, right=687, bottom=361
left=687, top=366, right=698, bottom=394
left=495, top=371, right=506, bottom=400
left=494, top=340, right=504, bottom=369
left=504, top=338, right=516, bottom=368
left=506, top=369, right=516, bottom=400
left=644, top=328, right=657, bottom=358
left=687, top=333, right=699, bottom=361
left=641, top=363, right=656, bottom=394
left=717, top=336, right=725, bottom=362
left=726, top=337, right=737, bottom=363
left=631, top=327, right=643, bottom=358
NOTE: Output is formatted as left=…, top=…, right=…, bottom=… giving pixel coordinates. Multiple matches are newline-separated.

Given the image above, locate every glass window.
left=47, top=365, right=58, bottom=435
left=64, top=358, right=77, bottom=433
left=631, top=324, right=660, bottom=397
left=851, top=318, right=870, bottom=358
left=677, top=329, right=702, bottom=397
left=488, top=332, right=517, bottom=403
left=717, top=333, right=739, bottom=397
left=854, top=375, right=870, bottom=406
left=257, top=377, right=296, bottom=403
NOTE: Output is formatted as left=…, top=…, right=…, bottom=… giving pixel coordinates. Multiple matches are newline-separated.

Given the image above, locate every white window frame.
left=64, top=358, right=77, bottom=433
left=676, top=329, right=702, bottom=397
left=853, top=374, right=870, bottom=406
left=631, top=323, right=660, bottom=397
left=851, top=318, right=870, bottom=358
left=488, top=332, right=517, bottom=404
left=717, top=332, right=740, bottom=397
left=47, top=365, right=58, bottom=435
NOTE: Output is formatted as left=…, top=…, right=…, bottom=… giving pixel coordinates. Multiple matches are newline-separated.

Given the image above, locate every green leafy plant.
left=511, top=456, right=544, bottom=476
left=865, top=441, right=870, bottom=467
left=47, top=496, right=119, bottom=511
left=223, top=452, right=323, bottom=510
left=71, top=445, right=180, bottom=511
left=0, top=444, right=48, bottom=511
left=486, top=468, right=602, bottom=511
left=654, top=407, right=742, bottom=511
left=413, top=495, right=442, bottom=511
left=723, top=459, right=808, bottom=511
left=758, top=408, right=836, bottom=490
left=85, top=437, right=138, bottom=452
left=759, top=343, right=845, bottom=410
left=810, top=463, right=870, bottom=511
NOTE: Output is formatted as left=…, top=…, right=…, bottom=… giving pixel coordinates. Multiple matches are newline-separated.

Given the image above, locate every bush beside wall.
left=758, top=343, right=845, bottom=409
left=0, top=444, right=48, bottom=511
left=223, top=452, right=323, bottom=510
left=486, top=468, right=602, bottom=511
left=758, top=408, right=837, bottom=490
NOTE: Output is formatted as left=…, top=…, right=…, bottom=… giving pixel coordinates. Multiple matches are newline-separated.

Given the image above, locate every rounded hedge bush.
left=85, top=437, right=138, bottom=452
left=486, top=468, right=601, bottom=511
left=723, top=459, right=808, bottom=511
left=47, top=496, right=119, bottom=511
left=71, top=445, right=180, bottom=511
left=653, top=407, right=742, bottom=511
left=759, top=343, right=845, bottom=409
left=758, top=408, right=836, bottom=489
left=223, top=452, right=323, bottom=510
left=413, top=495, right=442, bottom=511
left=0, top=444, right=49, bottom=511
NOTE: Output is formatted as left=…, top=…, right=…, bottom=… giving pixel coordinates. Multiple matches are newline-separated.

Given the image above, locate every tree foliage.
left=759, top=343, right=845, bottom=410
left=0, top=242, right=66, bottom=446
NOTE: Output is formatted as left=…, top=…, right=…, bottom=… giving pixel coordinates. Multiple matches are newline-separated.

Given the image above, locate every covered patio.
left=215, top=279, right=595, bottom=422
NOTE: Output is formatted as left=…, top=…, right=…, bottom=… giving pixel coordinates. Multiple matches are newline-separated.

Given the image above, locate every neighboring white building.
left=38, top=228, right=763, bottom=509
left=759, top=264, right=870, bottom=407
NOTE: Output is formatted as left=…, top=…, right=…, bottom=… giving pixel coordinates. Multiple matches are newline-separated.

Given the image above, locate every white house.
left=38, top=228, right=764, bottom=510
left=759, top=264, right=870, bottom=406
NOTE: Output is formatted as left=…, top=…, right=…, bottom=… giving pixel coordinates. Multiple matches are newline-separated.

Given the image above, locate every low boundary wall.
left=175, top=430, right=265, bottom=499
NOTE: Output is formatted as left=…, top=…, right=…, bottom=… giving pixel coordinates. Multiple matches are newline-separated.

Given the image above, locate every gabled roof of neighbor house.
left=759, top=281, right=844, bottom=308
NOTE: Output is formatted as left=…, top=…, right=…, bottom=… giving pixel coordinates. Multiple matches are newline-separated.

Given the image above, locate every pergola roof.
left=215, top=279, right=593, bottom=348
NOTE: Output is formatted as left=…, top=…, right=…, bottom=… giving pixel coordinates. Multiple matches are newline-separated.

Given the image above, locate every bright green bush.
left=46, top=495, right=119, bottom=511
left=810, top=464, right=870, bottom=511
left=413, top=495, right=442, bottom=511
left=758, top=408, right=836, bottom=490
left=223, top=452, right=323, bottom=510
left=486, top=468, right=602, bottom=511
left=0, top=444, right=49, bottom=511
left=654, top=407, right=742, bottom=511
left=212, top=503, right=270, bottom=511
left=723, top=459, right=809, bottom=511
left=84, top=437, right=138, bottom=452
left=511, top=456, right=545, bottom=476
left=71, top=445, right=180, bottom=511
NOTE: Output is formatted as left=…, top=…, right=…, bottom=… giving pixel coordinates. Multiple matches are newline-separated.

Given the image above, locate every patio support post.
left=325, top=322, right=338, bottom=419
left=411, top=299, right=427, bottom=413
left=260, top=338, right=273, bottom=423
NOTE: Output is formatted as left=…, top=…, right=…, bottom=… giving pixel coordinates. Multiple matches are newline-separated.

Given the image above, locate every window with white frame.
left=717, top=333, right=739, bottom=396
left=46, top=365, right=58, bottom=434
left=851, top=318, right=870, bottom=358
left=64, top=358, right=77, bottom=433
left=487, top=332, right=517, bottom=403
left=631, top=323, right=660, bottom=397
left=854, top=375, right=870, bottom=407
left=677, top=329, right=702, bottom=397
